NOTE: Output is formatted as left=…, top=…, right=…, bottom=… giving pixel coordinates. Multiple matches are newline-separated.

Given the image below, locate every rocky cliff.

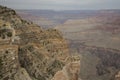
left=0, top=5, right=80, bottom=80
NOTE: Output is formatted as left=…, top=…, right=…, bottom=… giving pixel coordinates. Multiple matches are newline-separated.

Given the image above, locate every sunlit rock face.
left=51, top=61, right=80, bottom=80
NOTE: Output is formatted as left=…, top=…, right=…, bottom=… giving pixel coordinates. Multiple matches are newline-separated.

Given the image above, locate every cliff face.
left=0, top=5, right=80, bottom=80
left=0, top=45, right=32, bottom=80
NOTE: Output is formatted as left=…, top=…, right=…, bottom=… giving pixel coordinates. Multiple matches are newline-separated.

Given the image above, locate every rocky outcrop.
left=0, top=45, right=19, bottom=79
left=0, top=5, right=80, bottom=80
left=18, top=43, right=66, bottom=80
left=51, top=61, right=80, bottom=80
left=0, top=45, right=32, bottom=80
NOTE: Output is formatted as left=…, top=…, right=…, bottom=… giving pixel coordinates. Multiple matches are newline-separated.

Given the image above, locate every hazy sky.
left=0, top=0, right=120, bottom=10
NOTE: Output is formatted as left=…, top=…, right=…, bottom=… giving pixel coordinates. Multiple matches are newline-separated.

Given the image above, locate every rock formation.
left=114, top=71, right=120, bottom=80
left=51, top=61, right=80, bottom=80
left=0, top=5, right=80, bottom=80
